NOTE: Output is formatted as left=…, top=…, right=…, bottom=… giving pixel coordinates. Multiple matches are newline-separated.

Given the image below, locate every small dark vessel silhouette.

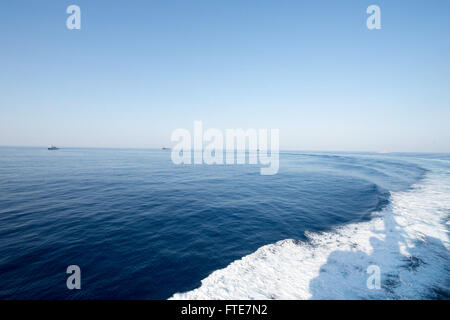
left=161, top=147, right=170, bottom=150
left=48, top=145, right=59, bottom=150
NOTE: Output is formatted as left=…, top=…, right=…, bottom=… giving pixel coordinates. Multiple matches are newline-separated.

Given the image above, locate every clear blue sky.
left=1, top=0, right=449, bottom=151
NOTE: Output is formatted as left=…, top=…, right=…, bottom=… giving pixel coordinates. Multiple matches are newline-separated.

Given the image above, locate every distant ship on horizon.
left=48, top=145, right=59, bottom=150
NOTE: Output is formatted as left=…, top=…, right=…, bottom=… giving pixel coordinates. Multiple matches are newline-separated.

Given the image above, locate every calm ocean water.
left=0, top=147, right=448, bottom=299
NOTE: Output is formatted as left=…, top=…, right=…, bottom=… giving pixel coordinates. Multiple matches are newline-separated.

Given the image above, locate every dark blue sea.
left=0, top=147, right=448, bottom=299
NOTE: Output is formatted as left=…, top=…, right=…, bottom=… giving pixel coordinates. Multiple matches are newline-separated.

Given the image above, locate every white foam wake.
left=170, top=162, right=450, bottom=299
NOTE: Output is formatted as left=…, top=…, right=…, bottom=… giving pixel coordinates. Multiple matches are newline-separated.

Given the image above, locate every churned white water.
left=171, top=160, right=450, bottom=299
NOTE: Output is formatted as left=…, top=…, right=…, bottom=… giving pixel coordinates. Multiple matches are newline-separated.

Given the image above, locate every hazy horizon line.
left=1, top=145, right=449, bottom=154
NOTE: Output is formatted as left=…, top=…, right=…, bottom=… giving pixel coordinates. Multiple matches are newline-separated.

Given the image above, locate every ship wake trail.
left=171, top=166, right=450, bottom=300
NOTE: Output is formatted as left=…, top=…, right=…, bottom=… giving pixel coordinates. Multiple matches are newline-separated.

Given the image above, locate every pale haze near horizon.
left=0, top=0, right=449, bottom=152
